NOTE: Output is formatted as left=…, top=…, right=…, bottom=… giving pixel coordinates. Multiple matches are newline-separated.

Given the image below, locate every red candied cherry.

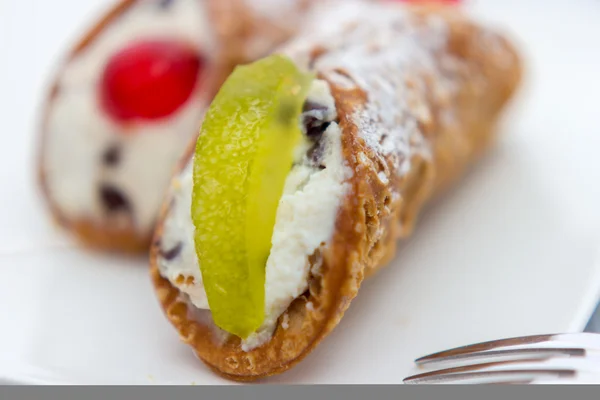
left=100, top=39, right=204, bottom=122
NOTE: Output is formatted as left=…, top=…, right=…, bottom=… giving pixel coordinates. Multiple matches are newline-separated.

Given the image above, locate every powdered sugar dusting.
left=280, top=1, right=463, bottom=178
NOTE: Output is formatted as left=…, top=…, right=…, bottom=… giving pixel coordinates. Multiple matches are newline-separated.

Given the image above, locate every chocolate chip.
left=158, top=0, right=175, bottom=8
left=306, top=121, right=330, bottom=139
left=160, top=241, right=182, bottom=261
left=303, top=114, right=330, bottom=139
left=102, top=145, right=121, bottom=166
left=302, top=100, right=332, bottom=140
left=99, top=184, right=131, bottom=213
left=307, top=141, right=326, bottom=170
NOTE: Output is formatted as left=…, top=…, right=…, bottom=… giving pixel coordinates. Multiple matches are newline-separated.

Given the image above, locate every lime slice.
left=192, top=55, right=314, bottom=338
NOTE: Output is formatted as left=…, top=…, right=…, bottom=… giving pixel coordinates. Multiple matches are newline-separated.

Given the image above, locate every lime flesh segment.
left=192, top=55, right=314, bottom=338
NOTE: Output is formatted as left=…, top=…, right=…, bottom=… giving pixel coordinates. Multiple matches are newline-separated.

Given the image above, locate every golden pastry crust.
left=150, top=4, right=522, bottom=380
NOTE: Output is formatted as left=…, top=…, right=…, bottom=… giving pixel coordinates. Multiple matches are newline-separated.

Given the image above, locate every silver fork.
left=403, top=333, right=600, bottom=384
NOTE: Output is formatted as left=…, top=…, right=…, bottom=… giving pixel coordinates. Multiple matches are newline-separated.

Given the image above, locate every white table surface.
left=2, top=0, right=600, bottom=384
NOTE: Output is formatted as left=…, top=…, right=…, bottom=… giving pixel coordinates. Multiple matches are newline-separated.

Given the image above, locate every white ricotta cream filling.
left=157, top=79, right=351, bottom=350
left=43, top=0, right=213, bottom=234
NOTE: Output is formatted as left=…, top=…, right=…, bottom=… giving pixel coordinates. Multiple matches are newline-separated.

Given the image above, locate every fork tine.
left=404, top=359, right=576, bottom=385
left=405, top=358, right=548, bottom=382
left=408, top=333, right=600, bottom=384
left=416, top=347, right=585, bottom=367
left=416, top=334, right=557, bottom=365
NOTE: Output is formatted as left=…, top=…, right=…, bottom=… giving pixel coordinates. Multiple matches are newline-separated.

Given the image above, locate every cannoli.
left=150, top=0, right=522, bottom=380
left=37, top=0, right=316, bottom=253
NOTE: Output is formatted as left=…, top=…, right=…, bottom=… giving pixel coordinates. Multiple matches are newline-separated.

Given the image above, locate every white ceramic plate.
left=2, top=0, right=600, bottom=384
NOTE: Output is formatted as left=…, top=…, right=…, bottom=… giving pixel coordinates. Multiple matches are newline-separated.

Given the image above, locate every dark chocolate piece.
left=102, top=144, right=121, bottom=166
left=306, top=140, right=326, bottom=170
left=99, top=184, right=131, bottom=213
left=302, top=100, right=333, bottom=140
left=160, top=241, right=183, bottom=261
left=306, top=121, right=330, bottom=139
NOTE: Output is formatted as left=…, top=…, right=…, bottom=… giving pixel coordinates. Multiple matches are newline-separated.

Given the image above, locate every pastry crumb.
left=281, top=313, right=290, bottom=330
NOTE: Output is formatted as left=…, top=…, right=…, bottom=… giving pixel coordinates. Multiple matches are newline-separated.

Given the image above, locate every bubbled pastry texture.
left=150, top=1, right=521, bottom=381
